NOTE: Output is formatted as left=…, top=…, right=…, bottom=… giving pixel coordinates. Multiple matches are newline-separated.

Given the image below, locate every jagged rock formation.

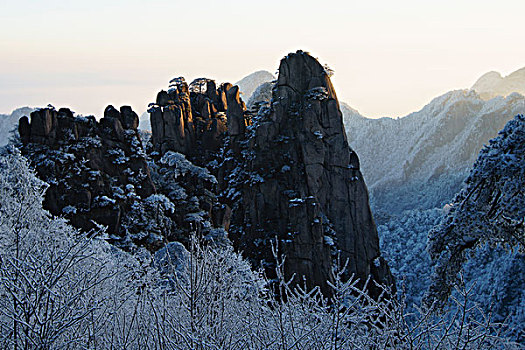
left=20, top=105, right=226, bottom=251
left=149, top=77, right=234, bottom=162
left=18, top=105, right=226, bottom=252
left=18, top=106, right=158, bottom=245
left=221, top=51, right=393, bottom=296
left=149, top=77, right=196, bottom=155
left=147, top=78, right=247, bottom=233
left=16, top=53, right=393, bottom=297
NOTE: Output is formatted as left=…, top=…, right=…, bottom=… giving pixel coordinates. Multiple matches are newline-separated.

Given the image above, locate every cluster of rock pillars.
left=18, top=51, right=394, bottom=297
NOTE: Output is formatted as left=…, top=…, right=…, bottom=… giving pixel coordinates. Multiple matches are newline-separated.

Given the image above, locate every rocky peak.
left=149, top=77, right=195, bottom=156
left=222, top=50, right=394, bottom=297
left=17, top=52, right=393, bottom=297
left=275, top=51, right=337, bottom=105
left=225, top=85, right=248, bottom=137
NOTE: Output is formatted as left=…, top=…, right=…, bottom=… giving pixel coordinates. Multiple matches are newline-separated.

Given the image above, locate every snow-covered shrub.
left=378, top=208, right=441, bottom=314
left=305, top=87, right=329, bottom=101
left=141, top=235, right=267, bottom=349
left=160, top=151, right=217, bottom=183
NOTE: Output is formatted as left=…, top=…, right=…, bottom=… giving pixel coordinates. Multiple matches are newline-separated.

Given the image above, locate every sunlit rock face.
left=222, top=51, right=394, bottom=297
left=148, top=77, right=233, bottom=161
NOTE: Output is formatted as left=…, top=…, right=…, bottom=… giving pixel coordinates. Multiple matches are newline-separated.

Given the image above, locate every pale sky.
left=1, top=0, right=524, bottom=118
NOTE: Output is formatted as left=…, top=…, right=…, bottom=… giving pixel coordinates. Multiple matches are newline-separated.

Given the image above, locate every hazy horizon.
left=1, top=0, right=524, bottom=118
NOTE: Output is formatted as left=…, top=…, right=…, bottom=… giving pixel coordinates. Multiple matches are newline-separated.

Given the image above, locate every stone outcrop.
left=221, top=51, right=394, bottom=296
left=150, top=78, right=195, bottom=155
left=147, top=78, right=251, bottom=241
left=19, top=104, right=230, bottom=251
left=19, top=105, right=160, bottom=247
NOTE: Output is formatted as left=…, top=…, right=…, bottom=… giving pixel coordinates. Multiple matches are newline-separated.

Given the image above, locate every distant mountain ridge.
left=0, top=107, right=34, bottom=146
left=139, top=111, right=150, bottom=131
left=342, top=91, right=525, bottom=212
left=234, top=70, right=275, bottom=102
left=471, top=66, right=525, bottom=100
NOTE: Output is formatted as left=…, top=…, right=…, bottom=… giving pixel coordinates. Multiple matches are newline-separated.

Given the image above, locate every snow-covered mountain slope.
left=0, top=107, right=34, bottom=146
left=343, top=91, right=525, bottom=193
left=139, top=111, right=151, bottom=131
left=247, top=81, right=273, bottom=109
left=235, top=70, right=275, bottom=102
left=472, top=66, right=525, bottom=100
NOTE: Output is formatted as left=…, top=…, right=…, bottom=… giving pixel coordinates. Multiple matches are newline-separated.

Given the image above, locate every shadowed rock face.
left=19, top=106, right=159, bottom=247
left=19, top=105, right=228, bottom=252
left=222, top=51, right=394, bottom=296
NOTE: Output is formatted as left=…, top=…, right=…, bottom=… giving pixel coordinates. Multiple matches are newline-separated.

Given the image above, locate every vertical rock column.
left=225, top=51, right=394, bottom=297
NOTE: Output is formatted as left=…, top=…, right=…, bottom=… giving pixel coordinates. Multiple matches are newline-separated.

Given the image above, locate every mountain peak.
left=275, top=50, right=337, bottom=103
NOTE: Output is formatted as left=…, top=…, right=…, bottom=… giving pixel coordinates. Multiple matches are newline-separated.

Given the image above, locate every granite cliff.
left=221, top=51, right=393, bottom=296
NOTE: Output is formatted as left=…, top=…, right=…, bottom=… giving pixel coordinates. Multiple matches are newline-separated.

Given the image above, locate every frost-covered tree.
left=427, top=114, right=525, bottom=309
left=0, top=146, right=518, bottom=348
left=137, top=236, right=269, bottom=349
left=0, top=147, right=143, bottom=349
left=146, top=151, right=222, bottom=244
left=378, top=206, right=525, bottom=343
left=378, top=208, right=441, bottom=313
